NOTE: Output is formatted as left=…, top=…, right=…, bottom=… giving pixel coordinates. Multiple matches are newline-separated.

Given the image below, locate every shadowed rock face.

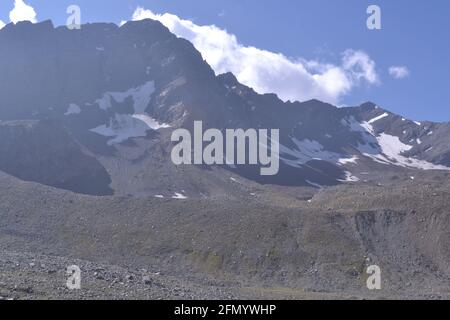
left=0, top=20, right=172, bottom=120
left=0, top=120, right=112, bottom=195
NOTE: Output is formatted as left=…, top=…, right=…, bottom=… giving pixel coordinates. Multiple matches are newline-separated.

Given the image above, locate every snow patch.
left=132, top=114, right=170, bottom=130
left=108, top=81, right=155, bottom=113
left=280, top=124, right=362, bottom=169
left=367, top=112, right=389, bottom=124
left=280, top=138, right=342, bottom=168
left=172, top=192, right=187, bottom=200
left=338, top=171, right=360, bottom=182
left=370, top=133, right=447, bottom=170
left=343, top=116, right=375, bottom=135
left=349, top=119, right=450, bottom=170
left=94, top=81, right=155, bottom=112
left=90, top=113, right=170, bottom=145
left=341, top=116, right=449, bottom=170
left=338, top=156, right=359, bottom=165
left=379, top=133, right=412, bottom=154
left=89, top=82, right=170, bottom=145
left=64, top=103, right=81, bottom=115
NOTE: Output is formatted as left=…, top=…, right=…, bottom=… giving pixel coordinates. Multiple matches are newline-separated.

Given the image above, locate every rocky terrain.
left=0, top=250, right=238, bottom=300
left=0, top=171, right=448, bottom=300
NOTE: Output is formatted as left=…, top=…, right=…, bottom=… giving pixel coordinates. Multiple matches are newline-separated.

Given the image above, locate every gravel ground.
left=1, top=249, right=447, bottom=300
left=0, top=172, right=449, bottom=300
left=0, top=250, right=238, bottom=300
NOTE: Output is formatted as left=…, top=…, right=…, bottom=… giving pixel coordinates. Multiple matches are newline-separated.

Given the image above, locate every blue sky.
left=0, top=0, right=449, bottom=122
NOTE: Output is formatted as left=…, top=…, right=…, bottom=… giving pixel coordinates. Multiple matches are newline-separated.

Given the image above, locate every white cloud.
left=389, top=66, right=410, bottom=79
left=0, top=20, right=5, bottom=29
left=130, top=8, right=379, bottom=104
left=9, top=0, right=37, bottom=24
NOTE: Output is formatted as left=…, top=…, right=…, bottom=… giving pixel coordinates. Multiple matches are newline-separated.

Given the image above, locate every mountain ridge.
left=1, top=19, right=450, bottom=196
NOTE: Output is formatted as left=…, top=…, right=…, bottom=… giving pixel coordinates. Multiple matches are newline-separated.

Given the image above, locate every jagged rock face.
left=0, top=20, right=169, bottom=119
left=0, top=19, right=449, bottom=196
left=0, top=19, right=219, bottom=123
left=0, top=120, right=112, bottom=195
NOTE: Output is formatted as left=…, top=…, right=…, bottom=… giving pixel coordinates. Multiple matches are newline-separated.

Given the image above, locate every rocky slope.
left=0, top=250, right=238, bottom=300
left=0, top=172, right=448, bottom=299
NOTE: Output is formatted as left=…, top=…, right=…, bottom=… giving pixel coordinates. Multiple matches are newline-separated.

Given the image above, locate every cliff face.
left=0, top=120, right=112, bottom=195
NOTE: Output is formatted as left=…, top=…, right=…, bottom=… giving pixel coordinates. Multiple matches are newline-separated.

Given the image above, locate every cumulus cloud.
left=129, top=7, right=379, bottom=104
left=0, top=20, right=5, bottom=30
left=9, top=0, right=37, bottom=24
left=389, top=66, right=410, bottom=79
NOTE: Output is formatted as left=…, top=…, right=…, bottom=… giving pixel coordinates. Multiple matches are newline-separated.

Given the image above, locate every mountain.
left=1, top=19, right=450, bottom=198
left=0, top=19, right=449, bottom=300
